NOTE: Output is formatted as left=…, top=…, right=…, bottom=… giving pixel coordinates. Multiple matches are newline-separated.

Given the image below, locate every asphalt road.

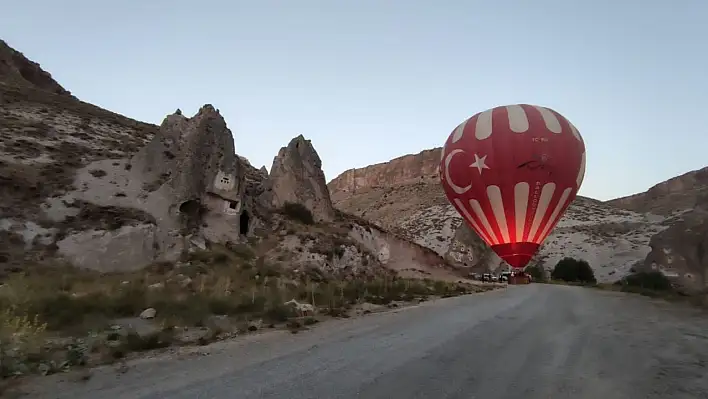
left=26, top=285, right=708, bottom=399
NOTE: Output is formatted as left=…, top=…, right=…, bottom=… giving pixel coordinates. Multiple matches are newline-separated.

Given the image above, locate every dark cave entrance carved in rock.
left=179, top=199, right=204, bottom=232
left=239, top=210, right=250, bottom=235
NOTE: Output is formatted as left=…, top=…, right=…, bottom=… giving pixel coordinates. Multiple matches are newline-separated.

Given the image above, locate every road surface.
left=26, top=284, right=708, bottom=399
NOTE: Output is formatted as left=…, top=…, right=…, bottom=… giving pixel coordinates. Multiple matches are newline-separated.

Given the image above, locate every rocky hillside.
left=328, top=148, right=695, bottom=284
left=0, top=39, right=71, bottom=96
left=607, top=166, right=708, bottom=216
left=0, top=40, right=498, bottom=380
left=328, top=148, right=441, bottom=194
left=0, top=42, right=160, bottom=269
left=606, top=166, right=708, bottom=294
left=4, top=37, right=706, bottom=297
left=0, top=40, right=472, bottom=285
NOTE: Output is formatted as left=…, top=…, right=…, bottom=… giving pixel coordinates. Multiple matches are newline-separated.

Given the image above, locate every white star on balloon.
left=470, top=154, right=490, bottom=174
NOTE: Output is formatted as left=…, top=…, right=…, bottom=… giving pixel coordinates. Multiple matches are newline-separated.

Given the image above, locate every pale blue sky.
left=2, top=1, right=706, bottom=200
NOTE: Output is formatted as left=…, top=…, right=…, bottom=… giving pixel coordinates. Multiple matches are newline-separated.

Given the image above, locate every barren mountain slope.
left=0, top=40, right=501, bottom=380
left=607, top=166, right=708, bottom=216
left=329, top=148, right=669, bottom=282
left=606, top=167, right=708, bottom=294
left=0, top=41, right=159, bottom=268
left=0, top=39, right=71, bottom=95
left=0, top=40, right=472, bottom=285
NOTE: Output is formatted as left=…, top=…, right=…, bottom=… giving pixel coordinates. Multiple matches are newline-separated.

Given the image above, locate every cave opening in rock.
left=239, top=210, right=250, bottom=235
left=179, top=199, right=204, bottom=232
left=179, top=199, right=201, bottom=215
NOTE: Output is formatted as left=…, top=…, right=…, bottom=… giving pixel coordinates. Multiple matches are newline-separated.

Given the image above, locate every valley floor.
left=21, top=285, right=708, bottom=399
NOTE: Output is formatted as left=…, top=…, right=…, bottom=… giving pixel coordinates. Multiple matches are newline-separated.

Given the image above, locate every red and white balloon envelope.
left=439, top=104, right=586, bottom=270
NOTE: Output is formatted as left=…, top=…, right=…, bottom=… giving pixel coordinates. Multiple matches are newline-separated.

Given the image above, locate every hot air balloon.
left=439, top=104, right=586, bottom=269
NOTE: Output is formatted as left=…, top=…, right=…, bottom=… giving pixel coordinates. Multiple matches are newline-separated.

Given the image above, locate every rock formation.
left=0, top=39, right=72, bottom=96
left=608, top=166, right=708, bottom=293
left=607, top=166, right=708, bottom=216
left=264, top=134, right=335, bottom=222
left=5, top=38, right=708, bottom=292
left=130, top=104, right=250, bottom=239
left=640, top=209, right=708, bottom=294
left=327, top=148, right=672, bottom=281
left=0, top=41, right=157, bottom=272
left=47, top=106, right=263, bottom=270
left=328, top=148, right=441, bottom=198
left=0, top=32, right=463, bottom=282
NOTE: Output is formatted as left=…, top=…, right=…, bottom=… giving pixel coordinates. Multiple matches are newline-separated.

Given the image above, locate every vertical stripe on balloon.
left=475, top=109, right=494, bottom=140
left=487, top=185, right=510, bottom=243
left=568, top=120, right=582, bottom=142
left=513, top=182, right=529, bottom=243
left=452, top=183, right=580, bottom=246
left=451, top=118, right=469, bottom=143
left=506, top=105, right=529, bottom=133
left=535, top=187, right=573, bottom=244
left=469, top=199, right=498, bottom=245
left=577, top=152, right=586, bottom=188
left=527, top=183, right=556, bottom=241
left=453, top=198, right=494, bottom=245
left=532, top=106, right=562, bottom=133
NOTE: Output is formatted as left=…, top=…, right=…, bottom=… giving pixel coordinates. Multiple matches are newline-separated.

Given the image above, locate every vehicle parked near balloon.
left=439, top=104, right=586, bottom=270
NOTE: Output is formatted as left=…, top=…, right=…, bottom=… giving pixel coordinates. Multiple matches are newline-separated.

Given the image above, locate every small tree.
left=551, top=257, right=596, bottom=284
left=622, top=271, right=671, bottom=291
left=576, top=260, right=596, bottom=284
left=525, top=263, right=547, bottom=282
left=281, top=202, right=315, bottom=225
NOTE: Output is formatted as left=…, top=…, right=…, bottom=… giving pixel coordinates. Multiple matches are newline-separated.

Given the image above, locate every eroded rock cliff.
left=0, top=39, right=71, bottom=96
left=0, top=42, right=465, bottom=283
left=265, top=135, right=336, bottom=222
left=328, top=148, right=671, bottom=282
left=329, top=148, right=441, bottom=197
left=607, top=167, right=708, bottom=216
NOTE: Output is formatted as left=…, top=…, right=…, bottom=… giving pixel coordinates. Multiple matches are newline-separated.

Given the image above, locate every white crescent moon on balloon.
left=444, top=149, right=472, bottom=194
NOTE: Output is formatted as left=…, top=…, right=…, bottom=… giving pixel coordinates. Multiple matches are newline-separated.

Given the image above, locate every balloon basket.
left=508, top=274, right=531, bottom=285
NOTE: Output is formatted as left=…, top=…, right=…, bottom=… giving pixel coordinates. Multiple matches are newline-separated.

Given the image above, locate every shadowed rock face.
left=0, top=41, right=158, bottom=272
left=6, top=39, right=708, bottom=289
left=48, top=105, right=253, bottom=270
left=328, top=148, right=442, bottom=198
left=131, top=104, right=246, bottom=228
left=327, top=147, right=689, bottom=282
left=264, top=134, right=335, bottom=222
left=327, top=150, right=501, bottom=274
left=607, top=167, right=708, bottom=216
left=0, top=39, right=492, bottom=284
left=0, top=39, right=71, bottom=96
left=608, top=167, right=708, bottom=292
left=641, top=210, right=708, bottom=294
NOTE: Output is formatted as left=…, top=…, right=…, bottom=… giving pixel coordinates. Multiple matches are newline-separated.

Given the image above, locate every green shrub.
left=622, top=271, right=672, bottom=291
left=281, top=202, right=314, bottom=225
left=264, top=304, right=296, bottom=322
left=226, top=242, right=255, bottom=260
left=551, top=257, right=596, bottom=284
left=122, top=330, right=174, bottom=352
left=525, top=264, right=547, bottom=282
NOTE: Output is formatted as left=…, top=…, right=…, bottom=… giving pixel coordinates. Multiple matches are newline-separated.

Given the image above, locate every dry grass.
left=545, top=277, right=708, bottom=307
left=0, top=243, right=492, bottom=379
left=0, top=82, right=158, bottom=227
left=0, top=84, right=157, bottom=136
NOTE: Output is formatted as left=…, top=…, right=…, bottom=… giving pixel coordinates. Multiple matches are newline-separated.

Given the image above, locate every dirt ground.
left=19, top=284, right=708, bottom=399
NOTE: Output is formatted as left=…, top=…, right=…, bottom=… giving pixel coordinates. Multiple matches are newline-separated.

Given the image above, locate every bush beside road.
left=0, top=245, right=499, bottom=386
